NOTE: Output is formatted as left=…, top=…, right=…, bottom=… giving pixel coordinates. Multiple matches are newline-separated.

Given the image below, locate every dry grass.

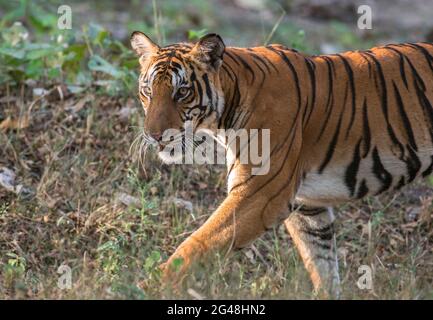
left=1, top=88, right=433, bottom=299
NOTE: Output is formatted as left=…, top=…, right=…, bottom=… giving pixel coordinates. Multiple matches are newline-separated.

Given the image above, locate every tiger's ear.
left=130, top=31, right=160, bottom=58
left=190, top=33, right=225, bottom=69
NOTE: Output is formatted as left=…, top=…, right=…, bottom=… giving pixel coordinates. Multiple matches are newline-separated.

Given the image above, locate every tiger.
left=130, top=30, right=433, bottom=297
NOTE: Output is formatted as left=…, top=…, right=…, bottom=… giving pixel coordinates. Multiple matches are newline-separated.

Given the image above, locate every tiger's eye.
left=142, top=86, right=152, bottom=97
left=177, top=87, right=190, bottom=99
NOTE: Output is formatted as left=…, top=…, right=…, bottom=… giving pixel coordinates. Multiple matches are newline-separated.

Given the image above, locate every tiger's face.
left=130, top=31, right=225, bottom=163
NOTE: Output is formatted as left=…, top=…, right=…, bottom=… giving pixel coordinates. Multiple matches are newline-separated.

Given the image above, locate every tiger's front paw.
left=159, top=255, right=189, bottom=285
left=160, top=239, right=202, bottom=285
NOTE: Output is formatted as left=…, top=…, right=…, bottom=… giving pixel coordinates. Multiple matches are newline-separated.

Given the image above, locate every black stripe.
left=303, top=57, right=316, bottom=126
left=405, top=144, right=421, bottom=183
left=336, top=54, right=357, bottom=139
left=225, top=51, right=255, bottom=84
left=363, top=51, right=405, bottom=158
left=315, top=56, right=335, bottom=142
left=422, top=156, right=433, bottom=177
left=402, top=52, right=426, bottom=91
left=361, top=99, right=371, bottom=158
left=385, top=45, right=409, bottom=89
left=247, top=49, right=273, bottom=73
left=266, top=47, right=302, bottom=112
left=301, top=224, right=334, bottom=241
left=194, top=78, right=203, bottom=104
left=372, top=147, right=393, bottom=194
left=345, top=138, right=362, bottom=196
left=318, top=91, right=346, bottom=173
left=414, top=76, right=433, bottom=144
left=356, top=179, right=369, bottom=199
left=359, top=52, right=373, bottom=78
left=405, top=43, right=433, bottom=73
left=298, top=206, right=328, bottom=216
left=395, top=176, right=406, bottom=190
left=221, top=64, right=235, bottom=81
left=392, top=80, right=418, bottom=151
left=322, top=56, right=335, bottom=114
left=202, top=73, right=213, bottom=106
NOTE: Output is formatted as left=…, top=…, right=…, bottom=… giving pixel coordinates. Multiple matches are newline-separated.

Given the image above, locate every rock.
left=170, top=197, right=193, bottom=213
left=0, top=167, right=16, bottom=192
left=0, top=167, right=31, bottom=196
left=116, top=192, right=141, bottom=208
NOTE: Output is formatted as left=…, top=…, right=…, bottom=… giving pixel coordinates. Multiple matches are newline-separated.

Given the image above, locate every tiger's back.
left=295, top=43, right=433, bottom=207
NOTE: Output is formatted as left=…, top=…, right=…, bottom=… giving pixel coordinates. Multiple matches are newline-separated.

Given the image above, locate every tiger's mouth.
left=156, top=136, right=185, bottom=164
left=157, top=135, right=183, bottom=152
left=157, top=139, right=181, bottom=151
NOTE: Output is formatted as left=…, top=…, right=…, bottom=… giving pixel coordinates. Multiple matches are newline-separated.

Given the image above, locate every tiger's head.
left=130, top=31, right=226, bottom=163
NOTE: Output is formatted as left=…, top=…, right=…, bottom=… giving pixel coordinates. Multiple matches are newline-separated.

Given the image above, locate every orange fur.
left=131, top=32, right=433, bottom=296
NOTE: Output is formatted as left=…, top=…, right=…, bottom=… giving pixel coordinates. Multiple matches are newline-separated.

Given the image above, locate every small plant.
left=187, top=29, right=208, bottom=41
left=0, top=203, right=9, bottom=216
left=371, top=210, right=385, bottom=228
left=144, top=250, right=161, bottom=274
left=3, top=253, right=26, bottom=288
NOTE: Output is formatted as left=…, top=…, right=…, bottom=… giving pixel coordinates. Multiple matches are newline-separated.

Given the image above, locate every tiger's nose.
left=149, top=132, right=162, bottom=141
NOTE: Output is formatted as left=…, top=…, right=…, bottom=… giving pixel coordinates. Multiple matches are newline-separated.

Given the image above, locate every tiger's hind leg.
left=284, top=206, right=340, bottom=298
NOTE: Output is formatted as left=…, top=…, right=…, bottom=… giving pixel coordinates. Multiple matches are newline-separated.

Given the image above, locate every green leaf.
left=171, top=257, right=184, bottom=272
left=24, top=59, right=44, bottom=78
left=28, top=3, right=57, bottom=32
left=0, top=47, right=26, bottom=59
left=26, top=46, right=55, bottom=59
left=88, top=55, right=123, bottom=78
left=187, top=28, right=208, bottom=41
left=66, top=85, right=85, bottom=94
left=144, top=258, right=154, bottom=271
left=88, top=23, right=109, bottom=46
left=73, top=71, right=93, bottom=86
left=121, top=58, right=139, bottom=70
left=6, top=252, right=19, bottom=259
left=144, top=251, right=161, bottom=272
left=1, top=21, right=28, bottom=45
left=150, top=250, right=161, bottom=262
left=48, top=68, right=60, bottom=79
left=97, top=240, right=117, bottom=252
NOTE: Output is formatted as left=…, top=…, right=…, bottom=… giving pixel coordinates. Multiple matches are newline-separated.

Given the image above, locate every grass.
left=1, top=87, right=432, bottom=299
left=0, top=0, right=432, bottom=300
